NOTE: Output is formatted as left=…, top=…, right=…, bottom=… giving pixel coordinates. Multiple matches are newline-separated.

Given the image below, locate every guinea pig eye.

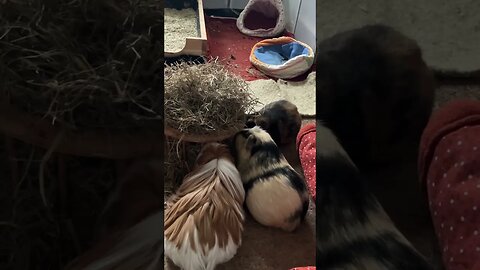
left=245, top=119, right=256, bottom=128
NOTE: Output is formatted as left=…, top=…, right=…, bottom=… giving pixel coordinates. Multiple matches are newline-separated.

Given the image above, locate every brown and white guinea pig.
left=231, top=126, right=309, bottom=232
left=316, top=122, right=432, bottom=270
left=65, top=160, right=164, bottom=270
left=164, top=143, right=245, bottom=270
left=316, top=24, right=435, bottom=169
left=246, top=100, right=302, bottom=146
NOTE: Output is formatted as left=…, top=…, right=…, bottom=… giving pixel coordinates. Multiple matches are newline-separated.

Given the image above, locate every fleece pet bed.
left=236, top=0, right=286, bottom=38
left=418, top=99, right=480, bottom=270
left=250, top=37, right=314, bottom=79
left=297, top=123, right=316, bottom=202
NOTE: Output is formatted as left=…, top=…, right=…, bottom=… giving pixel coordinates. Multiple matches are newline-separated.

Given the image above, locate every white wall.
left=203, top=0, right=316, bottom=53
left=229, top=0, right=249, bottom=9
left=203, top=0, right=228, bottom=9
left=293, top=0, right=316, bottom=53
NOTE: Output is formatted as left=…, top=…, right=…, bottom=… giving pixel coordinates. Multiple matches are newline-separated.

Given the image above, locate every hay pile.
left=164, top=60, right=257, bottom=134
left=0, top=1, right=163, bottom=269
left=164, top=60, right=258, bottom=195
left=0, top=0, right=163, bottom=130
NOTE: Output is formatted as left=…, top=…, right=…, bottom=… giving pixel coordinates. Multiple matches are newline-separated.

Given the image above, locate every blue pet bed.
left=250, top=37, right=314, bottom=79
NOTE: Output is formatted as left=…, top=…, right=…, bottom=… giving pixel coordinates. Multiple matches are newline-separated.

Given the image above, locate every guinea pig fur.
left=245, top=100, right=302, bottom=146
left=315, top=122, right=432, bottom=270
left=316, top=24, right=435, bottom=169
left=231, top=126, right=309, bottom=232
left=164, top=143, right=245, bottom=270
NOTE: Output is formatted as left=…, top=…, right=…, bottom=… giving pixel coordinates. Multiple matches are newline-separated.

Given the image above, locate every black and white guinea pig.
left=316, top=121, right=432, bottom=270
left=245, top=100, right=302, bottom=146
left=231, top=126, right=309, bottom=232
left=316, top=24, right=435, bottom=169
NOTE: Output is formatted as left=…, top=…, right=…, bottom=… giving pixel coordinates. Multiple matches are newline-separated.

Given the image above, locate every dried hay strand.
left=164, top=59, right=257, bottom=199
left=163, top=139, right=202, bottom=204
left=164, top=59, right=258, bottom=198
left=164, top=60, right=258, bottom=136
left=0, top=0, right=163, bottom=130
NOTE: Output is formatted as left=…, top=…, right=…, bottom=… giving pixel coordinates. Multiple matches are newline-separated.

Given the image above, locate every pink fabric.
left=296, top=123, right=316, bottom=202
left=290, top=267, right=316, bottom=270
left=419, top=100, right=480, bottom=270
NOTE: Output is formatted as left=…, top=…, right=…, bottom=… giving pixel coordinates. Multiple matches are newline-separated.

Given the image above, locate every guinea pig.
left=315, top=121, right=432, bottom=270
left=316, top=24, right=435, bottom=169
left=231, top=126, right=309, bottom=232
left=164, top=143, right=245, bottom=270
left=245, top=100, right=302, bottom=146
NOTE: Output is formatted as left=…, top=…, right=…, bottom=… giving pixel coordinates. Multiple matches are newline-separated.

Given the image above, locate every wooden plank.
left=0, top=104, right=163, bottom=159
left=198, top=0, right=208, bottom=40
left=165, top=0, right=208, bottom=57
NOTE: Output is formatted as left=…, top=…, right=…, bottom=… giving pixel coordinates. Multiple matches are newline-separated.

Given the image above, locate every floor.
left=205, top=16, right=313, bottom=82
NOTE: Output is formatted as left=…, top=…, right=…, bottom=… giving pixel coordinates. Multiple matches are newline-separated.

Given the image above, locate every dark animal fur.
left=316, top=123, right=432, bottom=269
left=246, top=100, right=302, bottom=146
left=316, top=24, right=435, bottom=169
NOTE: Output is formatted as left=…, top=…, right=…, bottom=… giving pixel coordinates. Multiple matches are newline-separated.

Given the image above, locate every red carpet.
left=205, top=16, right=313, bottom=82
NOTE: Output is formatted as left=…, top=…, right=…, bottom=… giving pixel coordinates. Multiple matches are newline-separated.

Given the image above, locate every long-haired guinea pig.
left=316, top=24, right=435, bottom=169
left=231, top=126, right=309, bottom=232
left=316, top=122, right=432, bottom=270
left=164, top=143, right=245, bottom=270
left=245, top=100, right=302, bottom=146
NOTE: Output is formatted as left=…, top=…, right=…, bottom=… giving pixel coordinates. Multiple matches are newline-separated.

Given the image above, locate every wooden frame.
left=164, top=0, right=208, bottom=57
left=0, top=103, right=163, bottom=159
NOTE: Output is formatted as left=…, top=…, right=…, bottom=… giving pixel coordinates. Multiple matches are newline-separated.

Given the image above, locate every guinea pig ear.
left=279, top=109, right=302, bottom=145
left=256, top=118, right=268, bottom=129
left=246, top=134, right=258, bottom=149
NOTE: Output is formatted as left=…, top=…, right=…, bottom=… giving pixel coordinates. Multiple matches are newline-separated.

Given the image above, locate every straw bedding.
left=164, top=8, right=198, bottom=53
left=0, top=0, right=163, bottom=130
left=164, top=59, right=258, bottom=196
left=164, top=60, right=257, bottom=135
left=0, top=0, right=162, bottom=269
